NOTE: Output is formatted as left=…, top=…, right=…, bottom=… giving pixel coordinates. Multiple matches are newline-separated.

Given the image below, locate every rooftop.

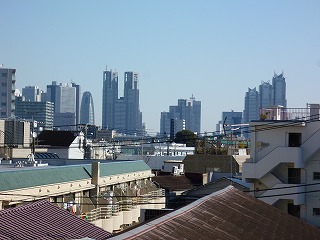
left=111, top=186, right=320, bottom=240
left=0, top=200, right=112, bottom=239
left=0, top=160, right=150, bottom=191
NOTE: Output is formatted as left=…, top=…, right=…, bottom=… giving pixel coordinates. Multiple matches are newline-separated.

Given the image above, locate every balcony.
left=243, top=147, right=303, bottom=180
left=83, top=188, right=165, bottom=233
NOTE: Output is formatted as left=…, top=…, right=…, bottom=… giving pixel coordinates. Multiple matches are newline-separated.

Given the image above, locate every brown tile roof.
left=111, top=186, right=320, bottom=240
left=152, top=175, right=194, bottom=191
left=0, top=200, right=111, bottom=240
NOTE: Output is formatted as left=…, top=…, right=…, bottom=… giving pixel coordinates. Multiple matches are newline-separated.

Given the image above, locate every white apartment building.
left=243, top=109, right=320, bottom=227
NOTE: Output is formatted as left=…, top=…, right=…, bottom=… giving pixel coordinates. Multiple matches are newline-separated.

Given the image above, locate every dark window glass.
left=313, top=172, right=320, bottom=180
left=288, top=168, right=301, bottom=184
left=289, top=133, right=301, bottom=147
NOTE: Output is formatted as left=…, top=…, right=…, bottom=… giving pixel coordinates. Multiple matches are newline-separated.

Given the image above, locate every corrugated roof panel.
left=0, top=166, right=91, bottom=191
left=0, top=160, right=150, bottom=192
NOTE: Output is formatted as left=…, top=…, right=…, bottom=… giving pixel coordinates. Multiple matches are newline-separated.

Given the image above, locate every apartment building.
left=0, top=160, right=165, bottom=233
left=243, top=106, right=320, bottom=226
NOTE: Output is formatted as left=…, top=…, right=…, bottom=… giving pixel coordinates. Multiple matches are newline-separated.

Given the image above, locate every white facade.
left=243, top=119, right=320, bottom=227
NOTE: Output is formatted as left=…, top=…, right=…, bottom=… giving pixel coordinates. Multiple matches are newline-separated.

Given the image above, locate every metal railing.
left=83, top=188, right=165, bottom=222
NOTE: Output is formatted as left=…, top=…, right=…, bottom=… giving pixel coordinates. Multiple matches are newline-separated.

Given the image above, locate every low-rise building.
left=0, top=160, right=165, bottom=233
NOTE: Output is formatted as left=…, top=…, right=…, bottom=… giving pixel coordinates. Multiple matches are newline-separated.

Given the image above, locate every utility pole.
left=27, top=111, right=38, bottom=156
left=81, top=124, right=88, bottom=159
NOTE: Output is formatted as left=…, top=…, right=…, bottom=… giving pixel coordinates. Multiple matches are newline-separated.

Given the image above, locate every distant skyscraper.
left=102, top=67, right=143, bottom=135
left=0, top=67, right=16, bottom=118
left=80, top=91, right=95, bottom=125
left=243, top=87, right=260, bottom=123
left=241, top=72, right=287, bottom=139
left=102, top=68, right=118, bottom=129
left=124, top=71, right=142, bottom=133
left=160, top=95, right=201, bottom=136
left=272, top=72, right=287, bottom=107
left=259, top=81, right=273, bottom=109
left=242, top=87, right=260, bottom=138
left=46, top=81, right=80, bottom=130
left=22, top=86, right=42, bottom=102
left=71, top=82, right=81, bottom=126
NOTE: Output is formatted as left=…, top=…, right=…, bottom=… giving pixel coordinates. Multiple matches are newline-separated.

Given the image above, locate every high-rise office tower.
left=102, top=67, right=143, bottom=135
left=259, top=81, right=273, bottom=109
left=160, top=95, right=201, bottom=136
left=242, top=87, right=260, bottom=139
left=124, top=72, right=142, bottom=133
left=71, top=82, right=81, bottom=126
left=46, top=81, right=80, bottom=130
left=272, top=72, right=287, bottom=107
left=80, top=91, right=95, bottom=125
left=0, top=67, right=16, bottom=118
left=243, top=87, right=260, bottom=123
left=22, top=86, right=42, bottom=102
left=102, top=68, right=118, bottom=129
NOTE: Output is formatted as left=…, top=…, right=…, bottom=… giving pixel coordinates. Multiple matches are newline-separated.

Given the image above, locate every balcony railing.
left=83, top=188, right=165, bottom=222
left=260, top=107, right=320, bottom=121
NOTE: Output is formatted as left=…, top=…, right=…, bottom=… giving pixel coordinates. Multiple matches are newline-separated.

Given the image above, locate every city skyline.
left=1, top=1, right=320, bottom=133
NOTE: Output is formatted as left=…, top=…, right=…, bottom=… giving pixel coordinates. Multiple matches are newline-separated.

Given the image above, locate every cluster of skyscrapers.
left=0, top=66, right=95, bottom=131
left=216, top=72, right=287, bottom=138
left=160, top=95, right=201, bottom=137
left=102, top=68, right=143, bottom=135
left=1, top=65, right=202, bottom=137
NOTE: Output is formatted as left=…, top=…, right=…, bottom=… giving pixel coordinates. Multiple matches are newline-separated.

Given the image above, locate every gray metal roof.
left=0, top=160, right=150, bottom=191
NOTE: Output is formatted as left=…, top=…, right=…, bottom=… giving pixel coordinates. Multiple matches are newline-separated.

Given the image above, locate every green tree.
left=174, top=130, right=197, bottom=147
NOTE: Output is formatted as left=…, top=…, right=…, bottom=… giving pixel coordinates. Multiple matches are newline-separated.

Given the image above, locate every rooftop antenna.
left=106, top=65, right=108, bottom=70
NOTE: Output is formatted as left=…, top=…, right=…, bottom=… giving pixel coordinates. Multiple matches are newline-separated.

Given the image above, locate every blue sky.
left=1, top=1, right=320, bottom=134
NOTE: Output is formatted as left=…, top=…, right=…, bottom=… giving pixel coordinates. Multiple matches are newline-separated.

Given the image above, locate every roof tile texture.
left=0, top=200, right=111, bottom=240
left=116, top=186, right=320, bottom=240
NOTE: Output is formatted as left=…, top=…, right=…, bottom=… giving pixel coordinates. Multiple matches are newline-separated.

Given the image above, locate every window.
left=1, top=83, right=6, bottom=87
left=288, top=168, right=301, bottom=184
left=313, top=172, right=320, bottom=180
left=1, top=102, right=6, bottom=106
left=288, top=203, right=300, bottom=218
left=313, top=208, right=320, bottom=216
left=1, top=73, right=7, bottom=77
left=289, top=133, right=301, bottom=147
left=1, top=92, right=6, bottom=97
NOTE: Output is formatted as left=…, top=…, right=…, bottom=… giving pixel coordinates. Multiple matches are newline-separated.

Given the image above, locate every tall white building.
left=243, top=105, right=320, bottom=227
left=46, top=81, right=80, bottom=130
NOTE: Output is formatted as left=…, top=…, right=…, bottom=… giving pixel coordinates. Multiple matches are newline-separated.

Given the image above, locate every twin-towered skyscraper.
left=102, top=67, right=143, bottom=135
